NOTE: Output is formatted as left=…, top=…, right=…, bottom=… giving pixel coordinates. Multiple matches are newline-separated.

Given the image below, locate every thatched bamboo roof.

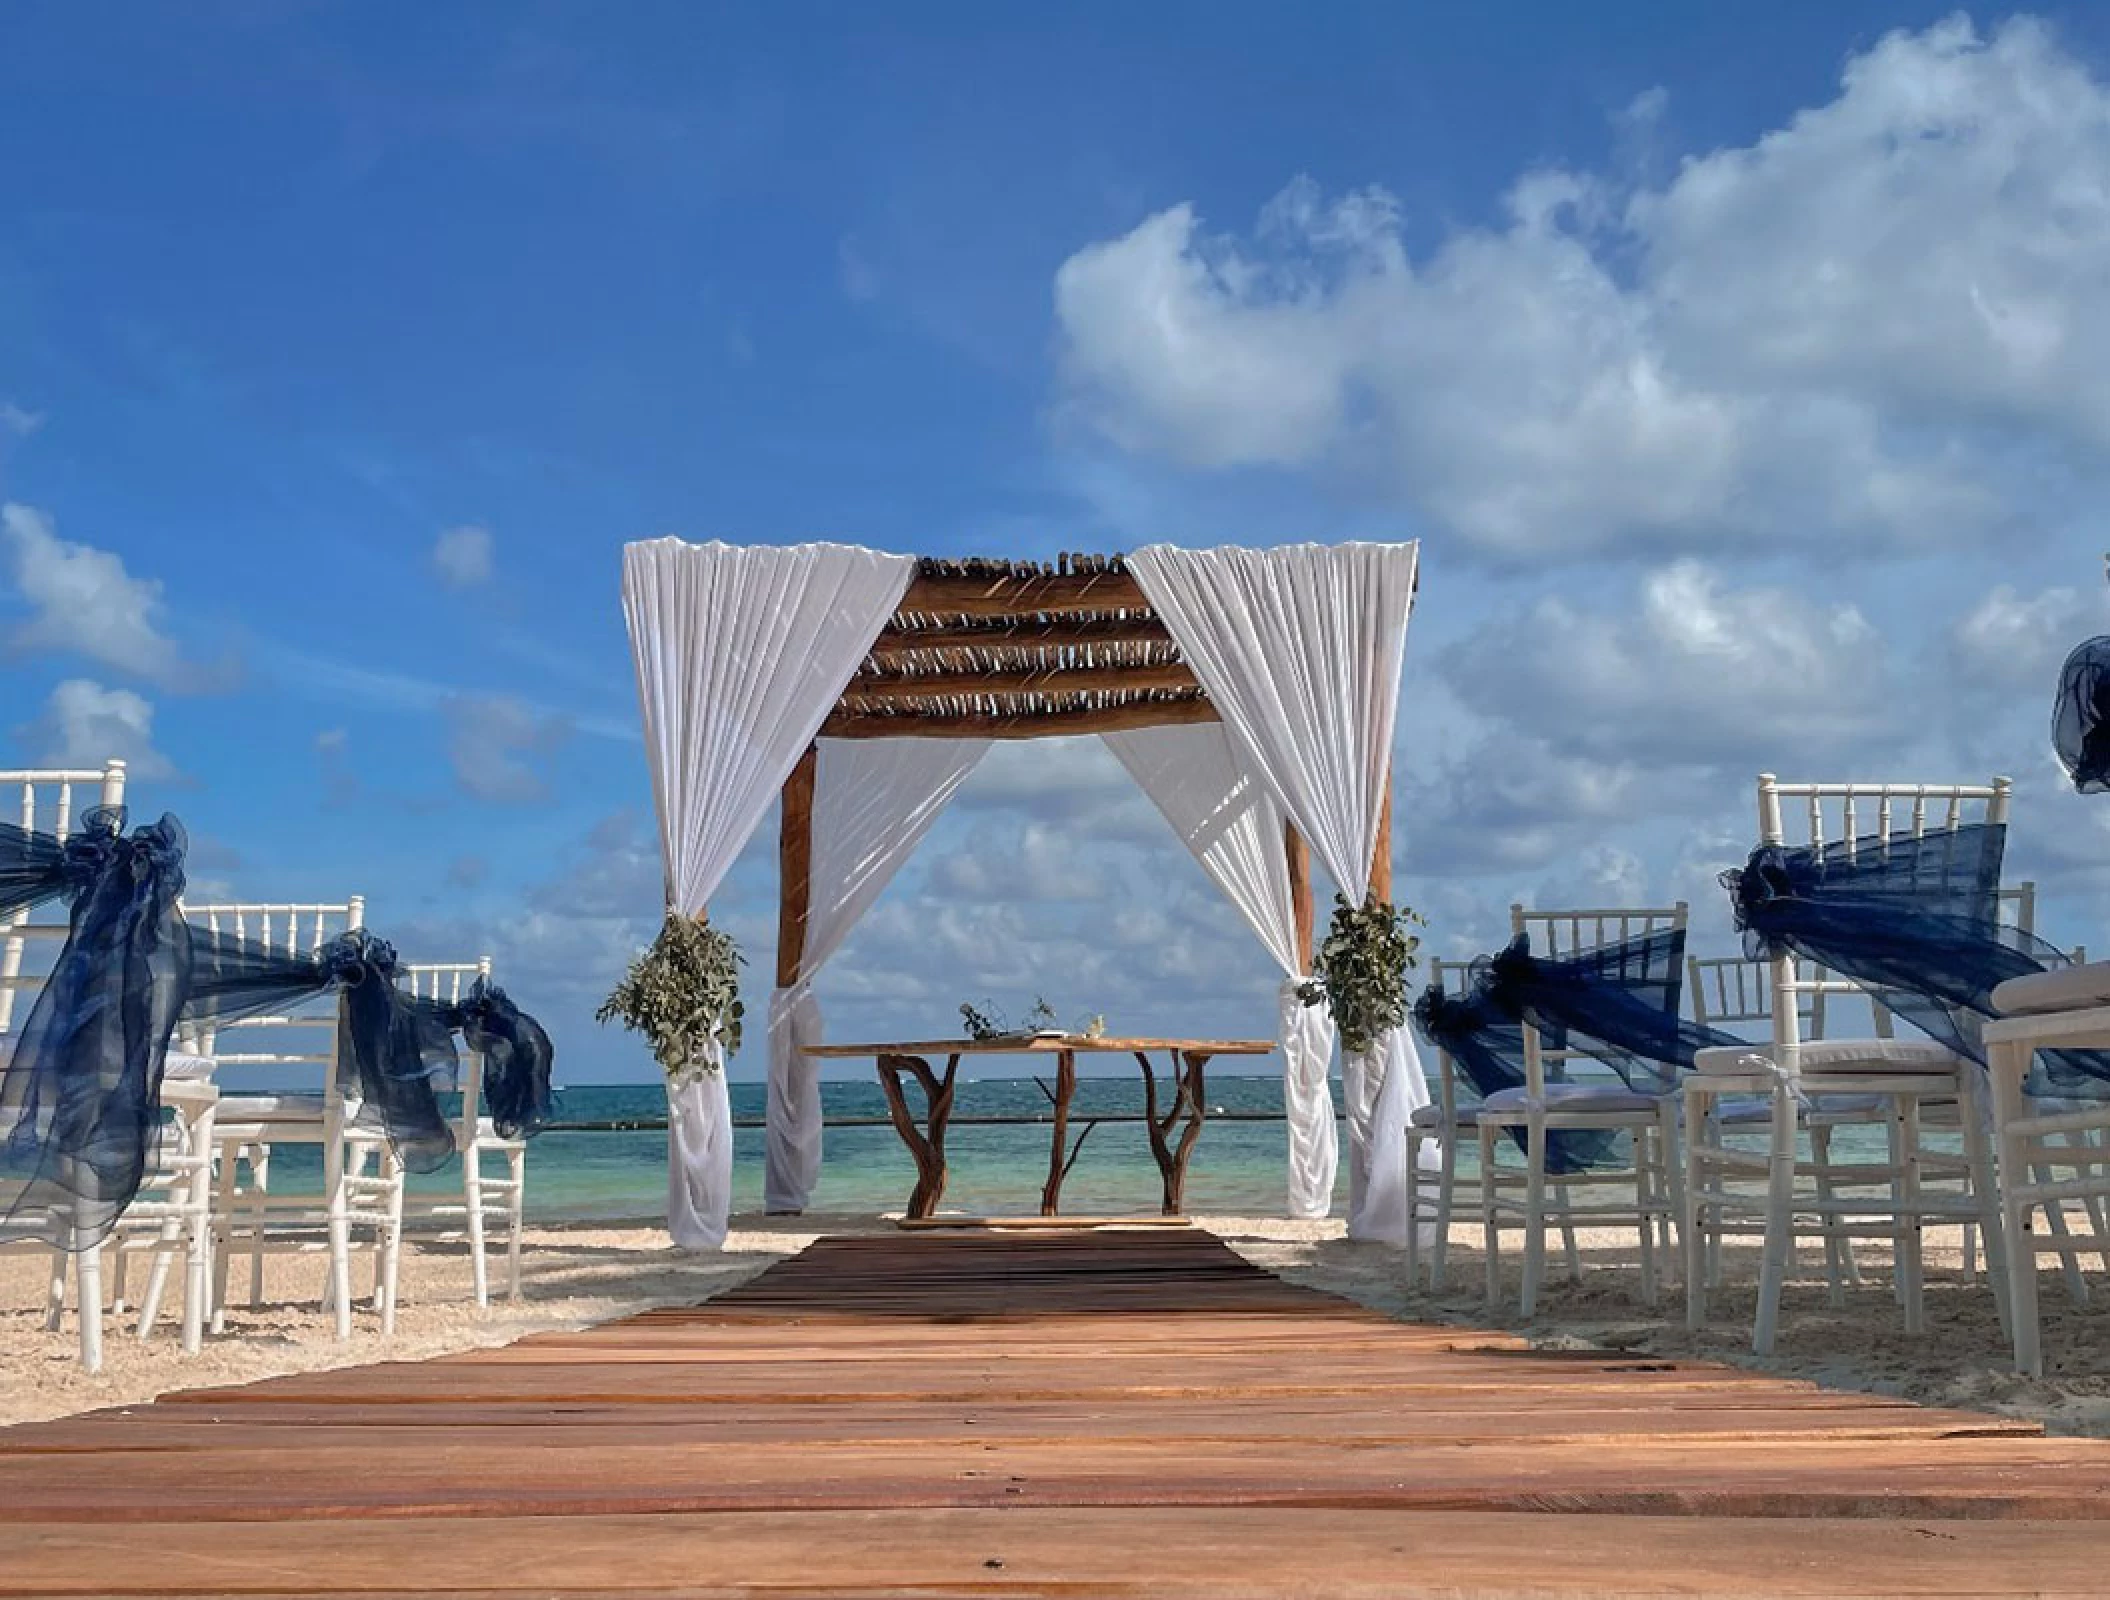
left=821, top=554, right=1215, bottom=740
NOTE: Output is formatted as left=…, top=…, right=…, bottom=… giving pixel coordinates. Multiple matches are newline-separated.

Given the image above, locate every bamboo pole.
left=775, top=744, right=817, bottom=989
left=1286, top=822, right=1314, bottom=974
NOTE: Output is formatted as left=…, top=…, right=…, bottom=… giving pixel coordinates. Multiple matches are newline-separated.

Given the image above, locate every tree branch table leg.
left=1140, top=1050, right=1211, bottom=1215
left=876, top=1054, right=958, bottom=1220
left=1040, top=1049, right=1077, bottom=1216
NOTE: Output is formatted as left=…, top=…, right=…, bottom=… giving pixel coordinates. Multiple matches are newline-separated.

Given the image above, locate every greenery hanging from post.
left=597, top=912, right=745, bottom=1079
left=1299, top=893, right=1425, bottom=1055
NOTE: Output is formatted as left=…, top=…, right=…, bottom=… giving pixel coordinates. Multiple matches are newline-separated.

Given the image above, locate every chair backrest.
left=398, top=957, right=493, bottom=1139
left=1510, top=902, right=1688, bottom=1088
left=1689, top=954, right=1829, bottom=1037
left=1754, top=773, right=2010, bottom=1056
left=177, top=897, right=365, bottom=1095
left=0, top=760, right=127, bottom=1037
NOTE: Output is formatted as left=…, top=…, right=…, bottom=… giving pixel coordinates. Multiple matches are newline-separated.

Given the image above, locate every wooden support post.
left=1041, top=1050, right=1078, bottom=1216
left=1286, top=823, right=1314, bottom=975
left=775, top=744, right=817, bottom=989
left=875, top=1053, right=958, bottom=1220
left=1140, top=1049, right=1212, bottom=1216
left=1369, top=762, right=1394, bottom=903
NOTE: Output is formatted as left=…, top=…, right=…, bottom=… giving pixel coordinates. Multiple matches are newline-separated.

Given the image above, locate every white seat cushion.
left=1693, top=1038, right=1963, bottom=1076
left=162, top=1051, right=216, bottom=1081
left=1480, top=1082, right=1658, bottom=1116
left=1410, top=1102, right=1477, bottom=1129
left=1994, top=962, right=2110, bottom=1018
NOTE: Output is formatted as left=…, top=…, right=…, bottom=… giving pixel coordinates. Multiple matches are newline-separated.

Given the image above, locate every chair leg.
left=246, top=1145, right=270, bottom=1308
left=1810, top=1125, right=1847, bottom=1310
left=1754, top=1081, right=1798, bottom=1357
left=1521, top=1123, right=1547, bottom=1319
left=1961, top=1073, right=2012, bottom=1343
left=2066, top=1131, right=2110, bottom=1273
left=76, top=1237, right=104, bottom=1375
left=2035, top=1165, right=2089, bottom=1307
left=506, top=1150, right=525, bottom=1301
left=1635, top=1128, right=1658, bottom=1308
left=1989, top=1043, right=2042, bottom=1377
left=1684, top=1090, right=1707, bottom=1332
left=325, top=1133, right=353, bottom=1342
left=1480, top=1124, right=1501, bottom=1311
left=110, top=1248, right=130, bottom=1316
left=1896, top=1100, right=1926, bottom=1337
left=44, top=1245, right=68, bottom=1332
left=1430, top=1133, right=1457, bottom=1293
left=1403, top=1137, right=1422, bottom=1291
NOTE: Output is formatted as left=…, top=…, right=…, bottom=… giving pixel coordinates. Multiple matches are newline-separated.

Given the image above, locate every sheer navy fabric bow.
left=1479, top=929, right=1740, bottom=1096
left=1412, top=975, right=1619, bottom=1174
left=417, top=978, right=554, bottom=1140
left=0, top=808, right=193, bottom=1248
left=1722, top=821, right=2110, bottom=1093
left=185, top=926, right=458, bottom=1172
left=2054, top=637, right=2110, bottom=795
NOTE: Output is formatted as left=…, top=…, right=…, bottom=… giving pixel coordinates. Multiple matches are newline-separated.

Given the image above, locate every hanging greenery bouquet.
left=1298, top=893, right=1425, bottom=1055
left=597, top=913, right=745, bottom=1083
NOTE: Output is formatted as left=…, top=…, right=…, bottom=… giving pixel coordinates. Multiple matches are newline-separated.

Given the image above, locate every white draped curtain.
left=765, top=737, right=989, bottom=1213
left=1127, top=543, right=1426, bottom=1245
left=620, top=537, right=916, bottom=1249
left=1102, top=722, right=1338, bottom=1217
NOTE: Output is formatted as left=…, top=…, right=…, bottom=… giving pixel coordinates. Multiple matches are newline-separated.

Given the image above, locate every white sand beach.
left=4, top=1215, right=2105, bottom=1436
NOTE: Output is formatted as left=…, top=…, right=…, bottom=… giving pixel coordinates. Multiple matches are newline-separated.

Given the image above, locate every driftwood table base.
left=1139, top=1050, right=1210, bottom=1216
left=874, top=1054, right=959, bottom=1220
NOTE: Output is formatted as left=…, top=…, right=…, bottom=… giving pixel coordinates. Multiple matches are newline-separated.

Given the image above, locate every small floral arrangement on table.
left=1298, top=893, right=1426, bottom=1055
left=597, top=913, right=745, bottom=1083
left=958, top=996, right=1106, bottom=1041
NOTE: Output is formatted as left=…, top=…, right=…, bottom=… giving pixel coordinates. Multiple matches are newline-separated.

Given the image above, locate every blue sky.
left=5, top=4, right=2110, bottom=1081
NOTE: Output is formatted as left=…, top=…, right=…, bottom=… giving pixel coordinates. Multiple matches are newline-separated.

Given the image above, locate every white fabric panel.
left=1103, top=721, right=1336, bottom=1215
left=1129, top=543, right=1427, bottom=1243
left=1278, top=978, right=1340, bottom=1217
left=621, top=538, right=916, bottom=1249
left=666, top=1070, right=733, bottom=1252
left=765, top=737, right=989, bottom=1213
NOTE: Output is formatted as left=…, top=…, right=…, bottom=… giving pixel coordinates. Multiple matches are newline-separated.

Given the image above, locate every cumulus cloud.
left=1441, top=560, right=1893, bottom=766
left=430, top=523, right=495, bottom=587
left=20, top=679, right=177, bottom=780
left=442, top=693, right=571, bottom=803
left=1053, top=16, right=2110, bottom=558
left=0, top=403, right=41, bottom=438
left=1952, top=583, right=2102, bottom=690
left=2, top=504, right=227, bottom=689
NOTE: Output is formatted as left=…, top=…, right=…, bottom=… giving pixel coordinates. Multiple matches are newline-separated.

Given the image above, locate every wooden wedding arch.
left=772, top=552, right=1398, bottom=1085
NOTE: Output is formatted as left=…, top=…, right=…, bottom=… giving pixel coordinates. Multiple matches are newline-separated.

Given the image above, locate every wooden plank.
left=6, top=1510, right=2110, bottom=1597
left=820, top=696, right=1219, bottom=740
left=8, top=1225, right=2110, bottom=1597
left=843, top=662, right=1200, bottom=700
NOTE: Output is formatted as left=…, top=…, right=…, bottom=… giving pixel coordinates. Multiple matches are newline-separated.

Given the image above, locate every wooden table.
left=803, top=1036, right=1273, bottom=1219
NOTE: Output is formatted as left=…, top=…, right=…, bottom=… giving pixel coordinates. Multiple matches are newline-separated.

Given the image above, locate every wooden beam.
left=871, top=616, right=1173, bottom=657
left=844, top=662, right=1199, bottom=702
left=820, top=697, right=1219, bottom=741
left=896, top=570, right=1148, bottom=619
left=1286, top=823, right=1314, bottom=975
left=1369, top=761, right=1394, bottom=904
left=774, top=744, right=817, bottom=989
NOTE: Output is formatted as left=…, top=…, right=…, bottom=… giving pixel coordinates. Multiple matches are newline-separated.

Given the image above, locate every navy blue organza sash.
left=416, top=978, right=554, bottom=1139
left=1412, top=980, right=1619, bottom=1175
left=0, top=809, right=192, bottom=1246
left=185, top=928, right=458, bottom=1172
left=2055, top=637, right=2110, bottom=795
left=1723, top=821, right=2110, bottom=1092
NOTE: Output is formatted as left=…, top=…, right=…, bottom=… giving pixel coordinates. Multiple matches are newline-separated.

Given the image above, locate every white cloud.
left=442, top=693, right=571, bottom=803
left=0, top=403, right=42, bottom=438
left=431, top=523, right=495, bottom=588
left=1441, top=560, right=1892, bottom=766
left=21, top=678, right=177, bottom=780
left=1952, top=583, right=2102, bottom=690
left=2, top=504, right=226, bottom=689
left=1052, top=16, right=2110, bottom=558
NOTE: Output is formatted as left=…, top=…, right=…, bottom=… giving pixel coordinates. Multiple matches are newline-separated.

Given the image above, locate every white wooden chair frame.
left=1682, top=776, right=2012, bottom=1356
left=1475, top=903, right=1688, bottom=1318
left=348, top=956, right=527, bottom=1321
left=181, top=897, right=385, bottom=1342
left=0, top=762, right=130, bottom=1371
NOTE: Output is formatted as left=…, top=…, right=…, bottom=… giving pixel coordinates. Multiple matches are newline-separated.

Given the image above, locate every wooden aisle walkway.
left=7, top=1229, right=2110, bottom=1597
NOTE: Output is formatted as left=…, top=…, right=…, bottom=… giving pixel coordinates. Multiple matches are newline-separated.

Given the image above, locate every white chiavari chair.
left=348, top=957, right=526, bottom=1325
left=179, top=897, right=379, bottom=1341
left=1477, top=903, right=1689, bottom=1317
left=0, top=761, right=128, bottom=1369
left=1683, top=776, right=2012, bottom=1355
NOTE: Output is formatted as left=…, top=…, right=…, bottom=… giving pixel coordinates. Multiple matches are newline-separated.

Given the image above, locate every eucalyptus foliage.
left=1299, top=893, right=1425, bottom=1055
left=597, top=913, right=745, bottom=1076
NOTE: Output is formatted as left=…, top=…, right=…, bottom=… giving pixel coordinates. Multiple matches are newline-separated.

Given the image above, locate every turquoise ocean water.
left=397, top=1074, right=1346, bottom=1222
